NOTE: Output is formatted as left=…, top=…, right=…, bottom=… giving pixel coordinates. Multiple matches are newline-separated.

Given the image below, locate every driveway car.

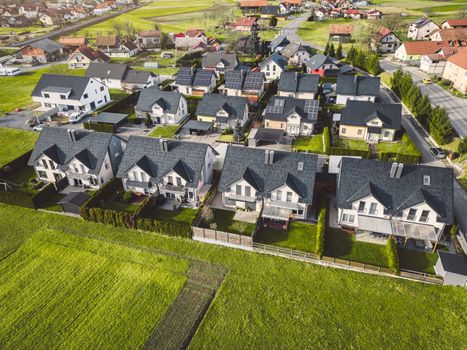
left=430, top=147, right=446, bottom=159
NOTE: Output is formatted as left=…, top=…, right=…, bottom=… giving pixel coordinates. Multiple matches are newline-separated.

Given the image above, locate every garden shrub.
left=316, top=208, right=327, bottom=259
left=323, top=127, right=330, bottom=154
left=450, top=224, right=458, bottom=237
left=386, top=237, right=400, bottom=275
left=329, top=147, right=370, bottom=159
left=122, top=190, right=133, bottom=203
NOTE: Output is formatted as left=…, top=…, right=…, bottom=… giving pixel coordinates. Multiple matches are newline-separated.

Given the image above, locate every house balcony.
left=262, top=205, right=293, bottom=221
left=268, top=200, right=300, bottom=210
left=126, top=179, right=153, bottom=189
left=66, top=171, right=92, bottom=181
left=226, top=193, right=258, bottom=203
left=160, top=184, right=187, bottom=194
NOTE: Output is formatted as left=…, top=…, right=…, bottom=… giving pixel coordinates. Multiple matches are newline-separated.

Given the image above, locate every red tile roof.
left=402, top=41, right=448, bottom=55
left=430, top=28, right=467, bottom=43
left=447, top=48, right=467, bottom=70
left=74, top=45, right=110, bottom=61
left=240, top=0, right=268, bottom=7
left=138, top=30, right=161, bottom=37
left=443, top=19, right=467, bottom=27
left=59, top=36, right=86, bottom=46
left=234, top=16, right=257, bottom=27
left=329, top=23, right=353, bottom=35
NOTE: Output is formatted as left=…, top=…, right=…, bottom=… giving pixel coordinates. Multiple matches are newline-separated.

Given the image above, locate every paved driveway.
left=0, top=111, right=37, bottom=130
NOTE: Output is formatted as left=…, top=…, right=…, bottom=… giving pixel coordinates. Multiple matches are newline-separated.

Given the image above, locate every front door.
left=90, top=101, right=96, bottom=110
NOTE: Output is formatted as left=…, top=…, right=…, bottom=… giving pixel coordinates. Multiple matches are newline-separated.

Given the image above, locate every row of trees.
left=323, top=42, right=343, bottom=59
left=390, top=69, right=454, bottom=145
left=346, top=46, right=380, bottom=75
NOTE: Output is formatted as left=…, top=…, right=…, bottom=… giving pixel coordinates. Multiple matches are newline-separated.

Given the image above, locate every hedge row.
left=0, top=190, right=35, bottom=208
left=323, top=127, right=330, bottom=154
left=80, top=177, right=122, bottom=214
left=32, top=182, right=58, bottom=207
left=328, top=147, right=370, bottom=159
left=84, top=122, right=116, bottom=134
left=378, top=152, right=421, bottom=164
left=386, top=237, right=400, bottom=275
left=316, top=208, right=327, bottom=259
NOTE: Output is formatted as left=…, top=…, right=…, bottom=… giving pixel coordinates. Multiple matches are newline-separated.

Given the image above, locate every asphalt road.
left=380, top=60, right=467, bottom=138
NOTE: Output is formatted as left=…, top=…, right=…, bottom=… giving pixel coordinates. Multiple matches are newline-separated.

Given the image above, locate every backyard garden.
left=200, top=208, right=256, bottom=236
left=0, top=128, right=38, bottom=167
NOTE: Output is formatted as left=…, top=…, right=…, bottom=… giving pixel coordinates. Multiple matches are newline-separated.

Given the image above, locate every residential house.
left=441, top=19, right=467, bottom=29
left=172, top=67, right=217, bottom=96
left=1, top=15, right=32, bottom=28
left=336, top=158, right=454, bottom=245
left=314, top=7, right=329, bottom=20
left=71, top=6, right=88, bottom=19
left=269, top=34, right=290, bottom=53
left=365, top=9, right=382, bottom=19
left=96, top=36, right=138, bottom=57
left=329, top=23, right=353, bottom=43
left=85, top=62, right=157, bottom=90
left=434, top=251, right=467, bottom=286
left=394, top=41, right=448, bottom=63
left=218, top=70, right=265, bottom=102
left=240, top=0, right=268, bottom=13
left=281, top=0, right=302, bottom=12
left=336, top=75, right=380, bottom=104
left=67, top=45, right=110, bottom=69
left=218, top=146, right=318, bottom=225
left=305, top=53, right=350, bottom=76
left=202, top=52, right=238, bottom=76
left=263, top=96, right=319, bottom=136
left=136, top=30, right=161, bottom=49
left=19, top=39, right=65, bottom=64
left=174, top=29, right=207, bottom=50
left=117, top=136, right=216, bottom=206
left=407, top=18, right=439, bottom=40
left=259, top=5, right=286, bottom=18
left=344, top=9, right=362, bottom=19
left=259, top=52, right=288, bottom=81
left=93, top=2, right=112, bottom=15
left=429, top=28, right=467, bottom=46
left=280, top=42, right=311, bottom=66
left=31, top=74, right=110, bottom=112
left=196, top=93, right=249, bottom=130
left=419, top=47, right=457, bottom=75
left=339, top=101, right=401, bottom=142
left=59, top=36, right=87, bottom=49
left=95, top=35, right=119, bottom=51
left=19, top=4, right=40, bottom=18
left=442, top=48, right=467, bottom=94
left=28, top=127, right=125, bottom=189
left=135, top=87, right=188, bottom=125
left=371, top=27, right=401, bottom=53
left=278, top=71, right=320, bottom=99
left=232, top=16, right=258, bottom=33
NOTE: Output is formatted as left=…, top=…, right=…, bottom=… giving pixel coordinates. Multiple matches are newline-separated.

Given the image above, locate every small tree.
left=386, top=236, right=400, bottom=275
left=328, top=43, right=335, bottom=57
left=450, top=224, right=458, bottom=238
left=324, top=41, right=330, bottom=55
left=122, top=191, right=133, bottom=203
left=457, top=137, right=467, bottom=155
left=269, top=16, right=277, bottom=27
left=233, top=121, right=244, bottom=142
left=413, top=95, right=432, bottom=126
left=346, top=46, right=356, bottom=63
left=335, top=43, right=343, bottom=59
left=365, top=54, right=381, bottom=75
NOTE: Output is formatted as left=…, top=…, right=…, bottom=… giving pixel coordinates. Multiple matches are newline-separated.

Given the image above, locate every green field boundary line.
left=143, top=261, right=227, bottom=350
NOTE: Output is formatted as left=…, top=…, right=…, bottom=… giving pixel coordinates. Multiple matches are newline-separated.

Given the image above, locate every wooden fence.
left=192, top=226, right=253, bottom=249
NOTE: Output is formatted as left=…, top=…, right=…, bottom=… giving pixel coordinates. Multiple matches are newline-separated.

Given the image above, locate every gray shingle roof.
left=175, top=67, right=215, bottom=87
left=437, top=251, right=467, bottom=275
left=219, top=146, right=318, bottom=204
left=202, top=52, right=238, bottom=70
left=28, top=38, right=64, bottom=53
left=280, top=43, right=310, bottom=58
left=28, top=127, right=122, bottom=176
left=336, top=75, right=380, bottom=97
left=116, top=136, right=211, bottom=188
left=336, top=158, right=454, bottom=223
left=340, top=101, right=402, bottom=130
left=94, top=112, right=128, bottom=124
left=58, top=191, right=91, bottom=206
left=264, top=96, right=319, bottom=123
left=85, top=62, right=129, bottom=80
left=259, top=52, right=288, bottom=70
left=196, top=93, right=248, bottom=119
left=124, top=69, right=153, bottom=84
left=224, top=70, right=265, bottom=91
left=269, top=34, right=290, bottom=52
left=135, top=87, right=182, bottom=114
left=31, top=74, right=96, bottom=100
left=278, top=71, right=319, bottom=94
left=305, top=53, right=338, bottom=70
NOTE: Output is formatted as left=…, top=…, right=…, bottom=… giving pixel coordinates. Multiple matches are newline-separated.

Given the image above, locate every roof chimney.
left=395, top=163, right=404, bottom=179
left=389, top=162, right=398, bottom=178
left=294, top=71, right=298, bottom=81
left=269, top=150, right=275, bottom=164
left=159, top=138, right=168, bottom=152
left=67, top=129, right=76, bottom=142
left=353, top=74, right=358, bottom=84
left=264, top=149, right=270, bottom=164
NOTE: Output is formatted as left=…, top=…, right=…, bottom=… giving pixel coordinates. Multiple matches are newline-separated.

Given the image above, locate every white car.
left=33, top=124, right=44, bottom=132
left=68, top=111, right=86, bottom=123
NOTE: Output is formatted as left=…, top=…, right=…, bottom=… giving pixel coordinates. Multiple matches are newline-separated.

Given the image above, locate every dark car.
left=430, top=147, right=446, bottom=159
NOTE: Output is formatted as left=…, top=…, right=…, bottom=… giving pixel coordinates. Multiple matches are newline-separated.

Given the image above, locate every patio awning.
left=358, top=215, right=393, bottom=235
left=391, top=220, right=439, bottom=242
left=262, top=206, right=291, bottom=221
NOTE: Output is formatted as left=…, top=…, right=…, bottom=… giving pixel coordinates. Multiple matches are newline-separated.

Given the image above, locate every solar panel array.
left=243, top=72, right=264, bottom=91
left=304, top=100, right=319, bottom=120
left=265, top=97, right=285, bottom=114
left=224, top=70, right=244, bottom=89
left=175, top=67, right=194, bottom=85
left=193, top=69, right=214, bottom=86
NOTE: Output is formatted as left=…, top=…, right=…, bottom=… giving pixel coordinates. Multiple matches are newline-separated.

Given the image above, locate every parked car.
left=422, top=79, right=432, bottom=84
left=430, top=147, right=446, bottom=159
left=68, top=111, right=86, bottom=123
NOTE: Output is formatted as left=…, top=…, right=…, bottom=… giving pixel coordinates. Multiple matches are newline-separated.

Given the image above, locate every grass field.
left=1, top=205, right=466, bottom=349
left=149, top=124, right=179, bottom=138
left=377, top=133, right=422, bottom=156
left=398, top=247, right=438, bottom=274
left=147, top=207, right=198, bottom=224
left=0, top=228, right=188, bottom=349
left=334, top=137, right=369, bottom=151
left=256, top=221, right=318, bottom=253
left=0, top=128, right=38, bottom=167
left=292, top=134, right=324, bottom=153
left=201, top=208, right=257, bottom=235
left=0, top=65, right=84, bottom=113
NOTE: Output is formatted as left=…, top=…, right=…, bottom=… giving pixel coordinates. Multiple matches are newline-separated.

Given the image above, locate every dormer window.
left=423, top=175, right=430, bottom=186
left=43, top=93, right=50, bottom=98
left=60, top=95, right=66, bottom=100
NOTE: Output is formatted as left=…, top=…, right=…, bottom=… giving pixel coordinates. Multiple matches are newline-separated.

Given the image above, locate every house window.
left=83, top=93, right=88, bottom=99
left=384, top=131, right=390, bottom=138
left=358, top=201, right=365, bottom=212
left=407, top=208, right=417, bottom=221
left=43, top=93, right=50, bottom=98
left=276, top=190, right=282, bottom=201
left=236, top=185, right=241, bottom=195
left=341, top=128, right=346, bottom=134
left=369, top=203, right=377, bottom=215
left=280, top=123, right=284, bottom=128
left=167, top=175, right=173, bottom=184
left=49, top=160, right=55, bottom=170
left=342, top=213, right=348, bottom=222
left=419, top=210, right=430, bottom=223
left=245, top=186, right=251, bottom=197
left=189, top=191, right=193, bottom=198
left=357, top=129, right=363, bottom=135
left=100, top=86, right=104, bottom=91
left=38, top=170, right=47, bottom=179
left=423, top=175, right=430, bottom=186
left=286, top=191, right=292, bottom=202
left=53, top=173, right=62, bottom=181
left=42, top=159, right=49, bottom=169
left=176, top=177, right=182, bottom=186
left=105, top=162, right=109, bottom=170
left=348, top=214, right=355, bottom=223
left=141, top=172, right=147, bottom=182
left=60, top=95, right=66, bottom=100
left=80, top=164, right=85, bottom=173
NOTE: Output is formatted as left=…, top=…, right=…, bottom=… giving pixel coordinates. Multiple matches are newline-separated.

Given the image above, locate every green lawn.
left=0, top=228, right=187, bottom=349
left=334, top=138, right=369, bottom=151
left=325, top=228, right=389, bottom=267
left=398, top=248, right=439, bottom=274
left=201, top=208, right=256, bottom=236
left=256, top=221, right=318, bottom=253
left=101, top=193, right=142, bottom=213
left=292, top=134, right=324, bottom=153
left=217, top=132, right=248, bottom=143
left=148, top=207, right=198, bottom=224
left=149, top=125, right=179, bottom=138
left=0, top=128, right=38, bottom=167
left=0, top=65, right=84, bottom=113
left=39, top=192, right=66, bottom=212
left=0, top=204, right=466, bottom=349
left=377, top=134, right=421, bottom=156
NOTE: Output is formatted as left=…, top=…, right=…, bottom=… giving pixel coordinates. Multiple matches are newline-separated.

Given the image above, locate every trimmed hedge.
left=323, top=127, right=330, bottom=154
left=0, top=190, right=35, bottom=208
left=379, top=152, right=421, bottom=164
left=329, top=147, right=370, bottom=159
left=32, top=182, right=58, bottom=207
left=386, top=237, right=400, bottom=275
left=84, top=122, right=116, bottom=133
left=316, top=208, right=327, bottom=259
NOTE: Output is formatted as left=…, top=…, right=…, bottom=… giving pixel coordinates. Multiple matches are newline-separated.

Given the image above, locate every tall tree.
left=365, top=54, right=380, bottom=75
left=346, top=46, right=356, bottom=63
left=429, top=106, right=454, bottom=145
left=233, top=121, right=244, bottom=142
left=328, top=43, right=335, bottom=57
left=324, top=41, right=330, bottom=55
left=390, top=69, right=404, bottom=94
left=336, top=43, right=343, bottom=59
left=413, top=95, right=432, bottom=126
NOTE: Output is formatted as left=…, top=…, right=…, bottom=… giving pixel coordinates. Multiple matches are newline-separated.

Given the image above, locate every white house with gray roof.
left=278, top=71, right=320, bottom=99
left=117, top=136, right=216, bottom=207
left=218, top=70, right=265, bottom=102
left=336, top=158, right=454, bottom=245
left=135, top=87, right=188, bottom=125
left=263, top=96, right=319, bottom=136
left=28, top=127, right=125, bottom=189
left=202, top=52, right=238, bottom=77
left=219, top=146, right=318, bottom=225
left=196, top=93, right=249, bottom=130
left=280, top=43, right=311, bottom=66
left=336, top=75, right=380, bottom=105
left=259, top=52, right=288, bottom=81
left=172, top=67, right=216, bottom=96
left=31, top=74, right=110, bottom=113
